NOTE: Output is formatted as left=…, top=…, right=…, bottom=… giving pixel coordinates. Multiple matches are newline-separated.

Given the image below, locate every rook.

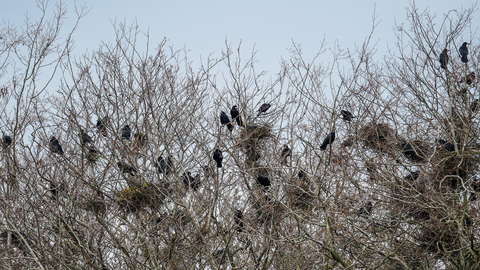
left=439, top=49, right=449, bottom=69
left=49, top=136, right=63, bottom=155
left=459, top=42, right=469, bottom=63
left=320, top=130, right=336, bottom=150
left=230, top=105, right=243, bottom=127
left=121, top=125, right=131, bottom=140
left=220, top=111, right=233, bottom=132
left=257, top=103, right=271, bottom=115
left=213, top=149, right=223, bottom=168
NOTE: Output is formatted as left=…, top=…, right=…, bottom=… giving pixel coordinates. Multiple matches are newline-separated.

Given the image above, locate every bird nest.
left=116, top=182, right=169, bottom=212
left=241, top=124, right=273, bottom=163
left=358, top=122, right=396, bottom=152
left=430, top=147, right=478, bottom=190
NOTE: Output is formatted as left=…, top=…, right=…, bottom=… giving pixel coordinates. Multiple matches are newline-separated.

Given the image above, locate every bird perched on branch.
left=281, top=144, right=291, bottom=165
left=401, top=141, right=422, bottom=162
left=320, top=130, right=336, bottom=150
left=80, top=129, right=93, bottom=146
left=220, top=111, right=233, bottom=132
left=358, top=201, right=373, bottom=216
left=256, top=175, right=271, bottom=189
left=436, top=139, right=455, bottom=152
left=49, top=136, right=63, bottom=155
left=182, top=172, right=200, bottom=191
left=234, top=209, right=244, bottom=232
left=154, top=156, right=166, bottom=174
left=213, top=149, right=223, bottom=168
left=471, top=99, right=479, bottom=113
left=341, top=110, right=355, bottom=122
left=121, top=125, right=131, bottom=140
left=459, top=71, right=476, bottom=85
left=96, top=119, right=107, bottom=136
left=230, top=105, right=243, bottom=127
left=459, top=42, right=469, bottom=63
left=439, top=49, right=449, bottom=69
left=3, top=135, right=12, bottom=146
left=257, top=103, right=271, bottom=115
left=117, top=162, right=136, bottom=176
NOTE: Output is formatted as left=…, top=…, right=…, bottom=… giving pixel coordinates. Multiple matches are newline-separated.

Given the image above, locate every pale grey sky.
left=2, top=0, right=479, bottom=75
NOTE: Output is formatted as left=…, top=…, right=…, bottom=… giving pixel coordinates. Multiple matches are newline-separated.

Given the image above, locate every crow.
left=459, top=42, right=469, bottom=63
left=257, top=103, right=271, bottom=115
left=320, top=130, right=336, bottom=150
left=154, top=156, right=166, bottom=174
left=405, top=171, right=420, bottom=181
left=471, top=99, right=479, bottom=113
left=230, top=105, right=243, bottom=127
left=234, top=209, right=244, bottom=232
left=298, top=170, right=307, bottom=181
left=281, top=144, right=291, bottom=165
left=341, top=110, right=354, bottom=122
left=220, top=111, right=233, bottom=132
left=3, top=135, right=12, bottom=146
left=117, top=162, right=136, bottom=176
left=256, top=175, right=271, bottom=189
left=358, top=201, right=373, bottom=216
left=439, top=49, right=449, bottom=69
left=213, top=149, right=223, bottom=168
left=182, top=172, right=200, bottom=191
left=96, top=119, right=107, bottom=136
left=80, top=130, right=93, bottom=145
left=49, top=136, right=63, bottom=155
left=401, top=141, right=422, bottom=162
left=437, top=139, right=455, bottom=152
left=121, top=125, right=131, bottom=140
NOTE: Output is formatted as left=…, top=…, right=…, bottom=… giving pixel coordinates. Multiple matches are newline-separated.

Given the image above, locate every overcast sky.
left=2, top=0, right=479, bottom=76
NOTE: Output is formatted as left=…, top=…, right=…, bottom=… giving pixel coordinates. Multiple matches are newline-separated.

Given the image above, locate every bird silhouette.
left=358, top=201, right=373, bottom=216
left=401, top=141, right=422, bottom=161
left=154, top=156, right=166, bottom=174
left=220, top=111, right=233, bottom=132
left=96, top=119, right=107, bottom=136
left=230, top=105, right=243, bottom=127
left=80, top=130, right=93, bottom=145
left=213, top=149, right=223, bottom=168
left=258, top=103, right=271, bottom=115
left=437, top=139, right=455, bottom=152
left=281, top=145, right=291, bottom=165
left=234, top=209, right=244, bottom=232
left=182, top=172, right=201, bottom=191
left=117, top=162, right=136, bottom=176
left=471, top=99, right=479, bottom=113
left=3, top=135, right=12, bottom=146
left=459, top=42, right=469, bottom=63
left=341, top=110, right=355, bottom=122
left=320, top=130, right=336, bottom=150
left=49, top=136, right=63, bottom=155
left=121, top=125, right=131, bottom=140
left=439, top=49, right=449, bottom=69
left=256, top=175, right=271, bottom=189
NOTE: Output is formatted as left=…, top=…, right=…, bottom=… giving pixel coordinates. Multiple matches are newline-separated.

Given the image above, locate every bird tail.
left=462, top=55, right=468, bottom=63
left=227, top=123, right=234, bottom=132
left=320, top=144, right=327, bottom=150
left=216, top=161, right=222, bottom=168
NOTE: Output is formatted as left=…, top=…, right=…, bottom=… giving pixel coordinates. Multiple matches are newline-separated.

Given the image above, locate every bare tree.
left=1, top=1, right=480, bottom=269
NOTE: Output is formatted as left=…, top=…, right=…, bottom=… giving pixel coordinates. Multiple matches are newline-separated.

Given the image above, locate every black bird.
left=80, top=130, right=93, bottom=145
left=256, top=175, right=271, bottom=189
left=220, top=111, right=233, bottom=132
left=320, top=130, right=336, bottom=150
left=121, top=125, right=131, bottom=140
left=437, top=139, right=455, bottom=152
left=213, top=149, right=223, bottom=168
left=230, top=105, right=243, bottom=127
left=459, top=42, right=469, bottom=63
left=117, top=162, right=136, bottom=176
left=439, top=49, right=449, bottom=69
left=96, top=119, right=107, bottom=136
left=358, top=201, right=373, bottom=216
left=341, top=110, right=355, bottom=122
left=281, top=144, right=292, bottom=165
left=182, top=172, right=201, bottom=191
left=3, top=135, right=12, bottom=146
left=471, top=99, right=479, bottom=112
left=470, top=179, right=480, bottom=201
left=49, top=136, right=63, bottom=155
left=401, top=141, right=422, bottom=162
left=298, top=170, right=307, bottom=181
left=257, top=103, right=271, bottom=115
left=405, top=171, right=420, bottom=181
left=49, top=181, right=67, bottom=198
left=234, top=209, right=244, bottom=232
left=463, top=72, right=476, bottom=85
left=154, top=156, right=166, bottom=174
